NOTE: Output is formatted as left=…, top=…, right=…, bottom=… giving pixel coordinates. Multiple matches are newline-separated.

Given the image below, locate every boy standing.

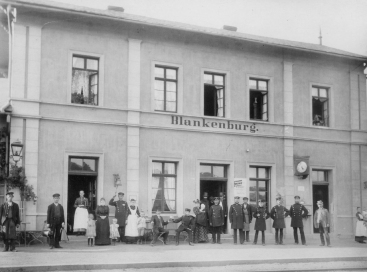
left=172, top=208, right=195, bottom=246
left=229, top=196, right=245, bottom=245
left=270, top=197, right=289, bottom=245
left=314, top=200, right=331, bottom=247
left=253, top=199, right=270, bottom=246
left=209, top=197, right=224, bottom=244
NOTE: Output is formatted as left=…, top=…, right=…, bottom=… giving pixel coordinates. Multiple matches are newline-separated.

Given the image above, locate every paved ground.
left=0, top=235, right=366, bottom=271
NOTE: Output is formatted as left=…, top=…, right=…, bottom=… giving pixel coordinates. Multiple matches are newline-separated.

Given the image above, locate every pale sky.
left=53, top=0, right=367, bottom=56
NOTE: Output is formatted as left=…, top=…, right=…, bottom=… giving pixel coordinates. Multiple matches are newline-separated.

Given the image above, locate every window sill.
left=70, top=103, right=100, bottom=108
left=312, top=125, right=330, bottom=129
left=250, top=119, right=269, bottom=123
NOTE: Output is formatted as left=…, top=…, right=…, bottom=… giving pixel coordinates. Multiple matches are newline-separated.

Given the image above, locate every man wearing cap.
left=289, top=196, right=309, bottom=245
left=109, top=192, right=128, bottom=242
left=253, top=199, right=270, bottom=246
left=270, top=197, right=289, bottom=245
left=0, top=192, right=20, bottom=252
left=209, top=197, right=224, bottom=244
left=241, top=197, right=253, bottom=243
left=219, top=192, right=228, bottom=233
left=229, top=196, right=245, bottom=245
left=314, top=200, right=331, bottom=247
left=172, top=208, right=195, bottom=246
left=47, top=193, right=65, bottom=249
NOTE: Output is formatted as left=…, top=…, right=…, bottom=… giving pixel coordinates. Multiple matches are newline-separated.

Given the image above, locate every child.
left=137, top=211, right=147, bottom=244
left=314, top=200, right=331, bottom=247
left=86, top=213, right=96, bottom=247
left=110, top=218, right=120, bottom=245
left=253, top=199, right=270, bottom=246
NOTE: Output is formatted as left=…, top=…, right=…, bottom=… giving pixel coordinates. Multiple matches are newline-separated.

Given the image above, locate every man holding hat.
left=209, top=197, right=224, bottom=244
left=229, top=196, right=245, bottom=244
left=253, top=199, right=270, bottom=246
left=314, top=200, right=331, bottom=247
left=0, top=192, right=20, bottom=252
left=270, top=197, right=289, bottom=245
left=46, top=193, right=65, bottom=249
left=289, top=195, right=309, bottom=245
left=172, top=208, right=196, bottom=246
left=109, top=192, right=128, bottom=242
left=241, top=197, right=253, bottom=243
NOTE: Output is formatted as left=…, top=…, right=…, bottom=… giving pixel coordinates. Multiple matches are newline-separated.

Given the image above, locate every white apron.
left=356, top=213, right=367, bottom=237
left=73, top=207, right=89, bottom=231
left=125, top=206, right=139, bottom=237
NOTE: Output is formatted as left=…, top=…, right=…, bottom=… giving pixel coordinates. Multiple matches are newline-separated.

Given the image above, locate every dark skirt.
left=194, top=224, right=209, bottom=243
left=95, top=217, right=111, bottom=245
left=355, top=236, right=366, bottom=242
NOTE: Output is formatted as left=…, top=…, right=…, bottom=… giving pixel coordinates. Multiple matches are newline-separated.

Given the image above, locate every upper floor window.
left=154, top=66, right=177, bottom=112
left=71, top=55, right=99, bottom=106
left=312, top=86, right=329, bottom=127
left=204, top=72, right=225, bottom=117
left=249, top=78, right=268, bottom=121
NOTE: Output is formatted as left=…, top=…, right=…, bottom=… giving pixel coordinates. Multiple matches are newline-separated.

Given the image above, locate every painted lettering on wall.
left=171, top=116, right=259, bottom=133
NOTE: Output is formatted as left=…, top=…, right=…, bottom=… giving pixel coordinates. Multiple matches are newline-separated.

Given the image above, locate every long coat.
left=0, top=202, right=20, bottom=240
left=209, top=204, right=224, bottom=227
left=270, top=205, right=289, bottom=229
left=242, top=203, right=253, bottom=224
left=47, top=203, right=65, bottom=227
left=173, top=215, right=196, bottom=231
left=229, top=203, right=245, bottom=229
left=289, top=203, right=308, bottom=228
left=109, top=198, right=128, bottom=226
left=253, top=206, right=270, bottom=231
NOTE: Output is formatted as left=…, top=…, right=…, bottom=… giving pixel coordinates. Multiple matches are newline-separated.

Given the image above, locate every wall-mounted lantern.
left=10, top=140, right=23, bottom=166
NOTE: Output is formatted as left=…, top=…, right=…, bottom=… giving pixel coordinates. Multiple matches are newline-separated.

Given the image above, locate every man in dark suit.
left=0, top=192, right=20, bottom=252
left=172, top=208, right=195, bottom=246
left=229, top=196, right=245, bottom=245
left=47, top=193, right=65, bottom=249
left=289, top=195, right=309, bottom=245
left=150, top=209, right=169, bottom=246
left=209, top=197, right=224, bottom=244
left=109, top=192, right=128, bottom=242
left=219, top=192, right=228, bottom=233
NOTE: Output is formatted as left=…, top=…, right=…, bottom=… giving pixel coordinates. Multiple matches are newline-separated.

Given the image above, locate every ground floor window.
left=152, top=161, right=177, bottom=212
left=249, top=166, right=270, bottom=208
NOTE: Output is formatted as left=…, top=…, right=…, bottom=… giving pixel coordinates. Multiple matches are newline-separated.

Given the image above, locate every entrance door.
left=312, top=170, right=329, bottom=233
left=67, top=157, right=98, bottom=234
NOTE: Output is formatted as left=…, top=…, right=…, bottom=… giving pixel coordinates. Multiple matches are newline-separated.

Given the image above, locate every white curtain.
left=164, top=177, right=176, bottom=211
left=216, top=87, right=224, bottom=117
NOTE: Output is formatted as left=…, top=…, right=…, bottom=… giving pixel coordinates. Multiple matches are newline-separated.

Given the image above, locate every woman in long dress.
left=73, top=190, right=89, bottom=235
left=355, top=207, right=366, bottom=243
left=193, top=199, right=209, bottom=243
left=124, top=199, right=140, bottom=244
left=95, top=198, right=111, bottom=245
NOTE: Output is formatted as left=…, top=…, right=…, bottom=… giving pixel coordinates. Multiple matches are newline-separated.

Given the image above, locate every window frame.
left=151, top=161, right=178, bottom=213
left=154, top=65, right=178, bottom=113
left=68, top=156, right=99, bottom=176
left=199, top=163, right=228, bottom=181
left=249, top=78, right=269, bottom=122
left=203, top=72, right=226, bottom=118
left=249, top=166, right=271, bottom=208
left=312, top=86, right=329, bottom=127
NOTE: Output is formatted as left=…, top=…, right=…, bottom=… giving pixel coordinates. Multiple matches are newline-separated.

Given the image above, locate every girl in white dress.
left=124, top=199, right=140, bottom=244
left=110, top=218, right=120, bottom=245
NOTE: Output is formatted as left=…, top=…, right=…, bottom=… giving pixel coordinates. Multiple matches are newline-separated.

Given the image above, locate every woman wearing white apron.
left=124, top=199, right=140, bottom=244
left=355, top=207, right=366, bottom=243
left=73, top=190, right=89, bottom=235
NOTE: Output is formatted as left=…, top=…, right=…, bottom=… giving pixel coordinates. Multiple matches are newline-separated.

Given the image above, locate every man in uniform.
left=209, top=197, right=224, bottom=244
left=46, top=193, right=65, bottom=249
left=219, top=192, right=228, bottom=233
left=229, top=196, right=245, bottom=244
left=109, top=192, right=128, bottom=242
left=289, top=195, right=308, bottom=245
left=270, top=197, right=289, bottom=245
left=0, top=192, right=20, bottom=252
left=172, top=208, right=195, bottom=246
left=253, top=199, right=270, bottom=246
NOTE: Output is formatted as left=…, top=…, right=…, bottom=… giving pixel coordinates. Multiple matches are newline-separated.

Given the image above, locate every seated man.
left=172, top=208, right=195, bottom=246
left=150, top=209, right=169, bottom=246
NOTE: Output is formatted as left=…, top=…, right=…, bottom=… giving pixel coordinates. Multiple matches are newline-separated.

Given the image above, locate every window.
left=0, top=182, right=5, bottom=206
left=204, top=72, right=225, bottom=117
left=312, top=170, right=328, bottom=182
left=200, top=164, right=227, bottom=178
left=312, top=86, right=329, bottom=127
left=249, top=78, right=268, bottom=121
left=152, top=162, right=177, bottom=212
left=71, top=55, right=99, bottom=106
left=249, top=166, right=270, bottom=207
left=154, top=66, right=177, bottom=112
left=69, top=157, right=98, bottom=175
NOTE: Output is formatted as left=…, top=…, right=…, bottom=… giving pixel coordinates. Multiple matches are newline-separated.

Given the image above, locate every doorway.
left=312, top=184, right=329, bottom=233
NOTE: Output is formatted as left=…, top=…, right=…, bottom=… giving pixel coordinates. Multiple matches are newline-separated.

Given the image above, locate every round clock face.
left=297, top=161, right=308, bottom=173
